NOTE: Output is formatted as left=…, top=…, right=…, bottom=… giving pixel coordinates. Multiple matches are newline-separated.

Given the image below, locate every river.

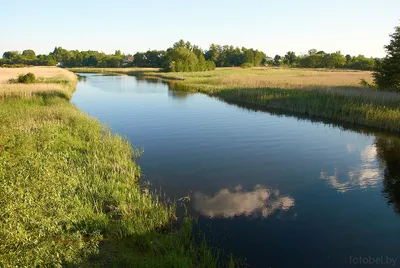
left=71, top=73, right=400, bottom=268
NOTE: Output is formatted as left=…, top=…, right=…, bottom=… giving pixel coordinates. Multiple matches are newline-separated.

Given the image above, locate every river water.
left=71, top=73, right=400, bottom=268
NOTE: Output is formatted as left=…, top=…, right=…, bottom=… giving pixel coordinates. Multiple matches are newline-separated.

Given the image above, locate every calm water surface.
left=72, top=74, right=400, bottom=268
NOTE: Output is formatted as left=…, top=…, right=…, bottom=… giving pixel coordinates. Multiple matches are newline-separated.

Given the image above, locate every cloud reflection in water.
left=193, top=185, right=295, bottom=218
left=321, top=144, right=381, bottom=192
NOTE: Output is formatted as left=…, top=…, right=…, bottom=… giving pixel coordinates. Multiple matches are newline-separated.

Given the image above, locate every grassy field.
left=0, top=67, right=77, bottom=99
left=0, top=68, right=236, bottom=267
left=69, top=67, right=400, bottom=133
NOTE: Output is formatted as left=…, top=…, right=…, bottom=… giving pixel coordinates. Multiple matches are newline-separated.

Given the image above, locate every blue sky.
left=1, top=0, right=399, bottom=57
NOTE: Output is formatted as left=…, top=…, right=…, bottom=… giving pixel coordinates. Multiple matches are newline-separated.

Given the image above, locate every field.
left=69, top=67, right=400, bottom=133
left=0, top=67, right=77, bottom=99
left=0, top=67, right=234, bottom=267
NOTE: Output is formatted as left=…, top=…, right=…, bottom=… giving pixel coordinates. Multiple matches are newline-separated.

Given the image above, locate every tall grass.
left=1, top=67, right=77, bottom=100
left=0, top=67, right=236, bottom=267
left=68, top=67, right=400, bottom=133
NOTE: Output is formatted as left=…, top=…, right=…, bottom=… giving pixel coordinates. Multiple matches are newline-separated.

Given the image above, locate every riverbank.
left=69, top=67, right=400, bottom=133
left=0, top=67, right=235, bottom=267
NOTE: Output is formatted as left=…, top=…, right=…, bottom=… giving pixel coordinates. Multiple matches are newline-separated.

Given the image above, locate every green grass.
left=0, top=68, right=240, bottom=267
left=68, top=67, right=400, bottom=133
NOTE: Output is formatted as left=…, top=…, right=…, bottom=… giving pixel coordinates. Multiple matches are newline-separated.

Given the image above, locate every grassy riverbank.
left=0, top=67, right=235, bottom=267
left=69, top=67, right=400, bottom=133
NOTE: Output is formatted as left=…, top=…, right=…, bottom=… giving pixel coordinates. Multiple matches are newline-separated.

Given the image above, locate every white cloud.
left=193, top=185, right=295, bottom=218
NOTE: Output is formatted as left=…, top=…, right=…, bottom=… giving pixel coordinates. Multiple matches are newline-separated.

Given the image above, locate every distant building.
left=122, top=55, right=134, bottom=66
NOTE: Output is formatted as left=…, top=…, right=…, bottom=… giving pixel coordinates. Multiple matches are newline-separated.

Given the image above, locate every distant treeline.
left=1, top=40, right=378, bottom=71
left=0, top=48, right=127, bottom=68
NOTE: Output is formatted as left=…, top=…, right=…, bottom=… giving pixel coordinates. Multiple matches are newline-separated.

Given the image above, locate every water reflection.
left=168, top=90, right=190, bottom=100
left=376, top=136, right=400, bottom=214
left=320, top=144, right=381, bottom=192
left=193, top=185, right=295, bottom=218
left=76, top=74, right=87, bottom=82
left=135, top=76, right=169, bottom=85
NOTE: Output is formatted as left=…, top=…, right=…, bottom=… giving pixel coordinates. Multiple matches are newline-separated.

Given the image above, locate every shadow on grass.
left=65, top=218, right=246, bottom=268
left=34, top=90, right=71, bottom=101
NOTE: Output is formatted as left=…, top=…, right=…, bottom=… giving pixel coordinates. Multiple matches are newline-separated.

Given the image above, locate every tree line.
left=131, top=42, right=377, bottom=71
left=0, top=48, right=128, bottom=68
left=1, top=40, right=378, bottom=71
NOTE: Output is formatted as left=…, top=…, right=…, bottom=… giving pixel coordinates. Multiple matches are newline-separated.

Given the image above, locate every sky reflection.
left=193, top=185, right=295, bottom=218
left=321, top=144, right=381, bottom=192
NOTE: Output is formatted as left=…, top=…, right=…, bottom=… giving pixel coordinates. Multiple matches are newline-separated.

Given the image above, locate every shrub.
left=241, top=62, right=254, bottom=68
left=360, top=78, right=376, bottom=88
left=18, top=72, right=36, bottom=83
left=9, top=72, right=36, bottom=83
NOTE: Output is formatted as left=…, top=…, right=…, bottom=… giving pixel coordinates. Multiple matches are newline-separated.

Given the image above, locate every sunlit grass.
left=0, top=67, right=77, bottom=99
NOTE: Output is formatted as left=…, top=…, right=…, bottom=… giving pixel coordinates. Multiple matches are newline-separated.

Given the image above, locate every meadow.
left=0, top=67, right=235, bottom=267
left=69, top=67, right=400, bottom=133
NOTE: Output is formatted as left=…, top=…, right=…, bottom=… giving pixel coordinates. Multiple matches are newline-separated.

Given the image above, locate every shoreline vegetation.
left=68, top=67, right=400, bottom=134
left=0, top=67, right=240, bottom=267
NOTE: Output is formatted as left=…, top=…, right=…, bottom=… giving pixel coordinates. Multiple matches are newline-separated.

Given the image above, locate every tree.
left=299, top=54, right=321, bottom=68
left=374, top=25, right=400, bottom=91
left=274, top=55, right=282, bottom=66
left=345, top=54, right=352, bottom=66
left=3, top=51, right=20, bottom=60
left=308, top=49, right=317, bottom=55
left=348, top=55, right=375, bottom=70
left=283, top=51, right=297, bottom=66
left=163, top=46, right=199, bottom=72
left=51, top=47, right=68, bottom=62
left=205, top=44, right=221, bottom=65
left=321, top=51, right=345, bottom=68
left=162, top=41, right=215, bottom=72
left=173, top=39, right=186, bottom=49
left=22, top=49, right=37, bottom=59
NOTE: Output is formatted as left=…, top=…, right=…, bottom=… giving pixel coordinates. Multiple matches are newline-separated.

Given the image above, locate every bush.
left=360, top=78, right=376, bottom=88
left=9, top=72, right=36, bottom=83
left=240, top=62, right=254, bottom=68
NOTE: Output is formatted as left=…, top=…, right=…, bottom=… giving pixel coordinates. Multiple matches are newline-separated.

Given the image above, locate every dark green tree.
left=205, top=44, right=222, bottom=65
left=283, top=51, right=297, bottom=66
left=345, top=54, right=352, bottom=66
left=3, top=51, right=20, bottom=60
left=162, top=41, right=215, bottom=72
left=273, top=55, right=282, bottom=66
left=22, top=49, right=37, bottom=59
left=374, top=25, right=400, bottom=91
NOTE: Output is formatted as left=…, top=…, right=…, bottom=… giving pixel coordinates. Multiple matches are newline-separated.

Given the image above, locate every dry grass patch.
left=0, top=66, right=76, bottom=83
left=0, top=67, right=77, bottom=99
